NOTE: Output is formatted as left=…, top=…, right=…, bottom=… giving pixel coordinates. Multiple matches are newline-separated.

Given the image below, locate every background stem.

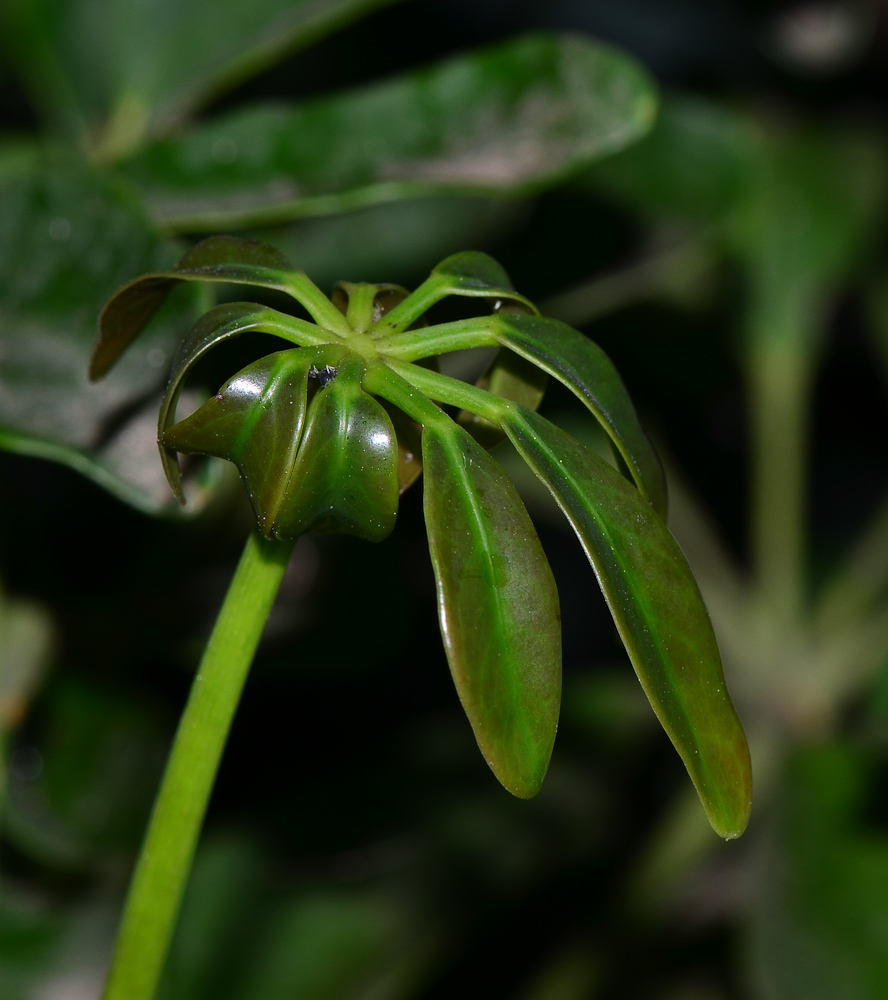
left=748, top=310, right=816, bottom=626
left=102, top=529, right=294, bottom=1000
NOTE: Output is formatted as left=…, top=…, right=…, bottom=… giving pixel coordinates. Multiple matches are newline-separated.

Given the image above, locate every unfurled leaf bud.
left=164, top=350, right=398, bottom=542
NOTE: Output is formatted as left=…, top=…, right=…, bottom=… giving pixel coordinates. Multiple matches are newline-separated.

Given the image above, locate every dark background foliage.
left=3, top=2, right=888, bottom=998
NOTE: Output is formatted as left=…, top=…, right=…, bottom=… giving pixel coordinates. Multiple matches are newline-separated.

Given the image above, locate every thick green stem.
left=103, top=529, right=294, bottom=1000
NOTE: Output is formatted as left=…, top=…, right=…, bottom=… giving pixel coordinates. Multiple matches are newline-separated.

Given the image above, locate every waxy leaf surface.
left=273, top=359, right=399, bottom=542
left=119, top=34, right=657, bottom=232
left=422, top=423, right=561, bottom=798
left=164, top=350, right=313, bottom=533
left=495, top=313, right=667, bottom=518
left=503, top=407, right=750, bottom=837
left=157, top=303, right=341, bottom=499
left=92, top=235, right=345, bottom=379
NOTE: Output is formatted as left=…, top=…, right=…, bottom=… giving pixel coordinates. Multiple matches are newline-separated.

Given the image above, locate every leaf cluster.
left=94, top=235, right=751, bottom=833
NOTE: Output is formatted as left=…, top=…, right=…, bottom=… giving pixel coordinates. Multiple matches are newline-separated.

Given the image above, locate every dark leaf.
left=92, top=235, right=346, bottom=379
left=156, top=303, right=334, bottom=500
left=422, top=421, right=561, bottom=798
left=503, top=407, right=750, bottom=837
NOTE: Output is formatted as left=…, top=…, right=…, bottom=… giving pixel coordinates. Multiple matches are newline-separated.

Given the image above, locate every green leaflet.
left=155, top=302, right=332, bottom=499
left=502, top=406, right=750, bottom=838
left=163, top=350, right=315, bottom=536
left=422, top=421, right=561, bottom=799
left=494, top=312, right=667, bottom=519
left=91, top=235, right=348, bottom=379
left=380, top=308, right=665, bottom=517
left=748, top=746, right=888, bottom=999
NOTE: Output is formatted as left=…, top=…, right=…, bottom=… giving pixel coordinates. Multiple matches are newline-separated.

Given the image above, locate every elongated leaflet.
left=502, top=406, right=750, bottom=837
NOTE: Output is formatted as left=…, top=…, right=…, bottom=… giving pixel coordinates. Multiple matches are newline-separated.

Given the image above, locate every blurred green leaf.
left=560, top=671, right=653, bottom=748
left=422, top=422, right=561, bottom=799
left=159, top=833, right=264, bottom=1000
left=119, top=34, right=657, bottom=232
left=3, top=0, right=401, bottom=159
left=2, top=897, right=118, bottom=1000
left=0, top=137, right=41, bottom=184
left=748, top=745, right=888, bottom=1000
left=0, top=888, right=67, bottom=1000
left=241, top=886, right=427, bottom=1000
left=502, top=408, right=751, bottom=838
left=6, top=679, right=166, bottom=865
left=585, top=93, right=757, bottom=223
left=586, top=94, right=886, bottom=349
left=727, top=125, right=886, bottom=349
left=0, top=163, right=213, bottom=513
left=515, top=939, right=602, bottom=1000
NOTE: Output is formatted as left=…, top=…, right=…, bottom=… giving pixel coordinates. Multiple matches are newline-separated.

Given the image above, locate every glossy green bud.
left=164, top=351, right=399, bottom=542
left=274, top=357, right=399, bottom=542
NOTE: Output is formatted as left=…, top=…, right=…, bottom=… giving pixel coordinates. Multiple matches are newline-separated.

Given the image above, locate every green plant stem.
left=103, top=529, right=294, bottom=1000
left=747, top=282, right=822, bottom=628
left=748, top=326, right=815, bottom=627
